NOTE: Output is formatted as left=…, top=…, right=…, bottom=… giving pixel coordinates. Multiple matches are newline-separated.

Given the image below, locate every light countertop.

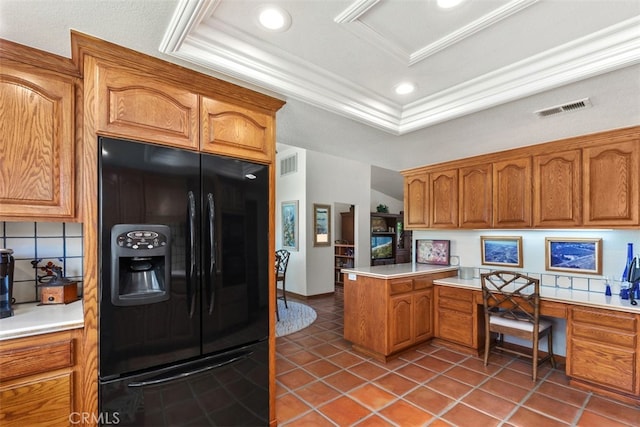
left=434, top=277, right=640, bottom=315
left=0, top=300, right=84, bottom=341
left=341, top=263, right=458, bottom=279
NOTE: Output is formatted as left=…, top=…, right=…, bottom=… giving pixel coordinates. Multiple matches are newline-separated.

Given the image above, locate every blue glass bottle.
left=621, top=243, right=633, bottom=282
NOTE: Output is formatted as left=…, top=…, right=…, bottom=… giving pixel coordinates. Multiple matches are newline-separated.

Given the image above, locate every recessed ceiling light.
left=395, top=82, right=416, bottom=95
left=437, top=0, right=466, bottom=9
left=256, top=5, right=291, bottom=32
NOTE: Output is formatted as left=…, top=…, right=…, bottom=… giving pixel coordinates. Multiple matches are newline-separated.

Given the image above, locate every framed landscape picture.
left=416, top=239, right=450, bottom=265
left=481, top=236, right=523, bottom=268
left=281, top=200, right=298, bottom=251
left=545, top=238, right=602, bottom=275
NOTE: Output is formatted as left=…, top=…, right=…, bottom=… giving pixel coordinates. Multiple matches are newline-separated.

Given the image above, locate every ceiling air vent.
left=280, top=153, right=298, bottom=176
left=535, top=98, right=592, bottom=118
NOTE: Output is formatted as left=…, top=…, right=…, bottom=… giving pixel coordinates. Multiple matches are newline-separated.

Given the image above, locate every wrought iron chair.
left=275, top=249, right=290, bottom=321
left=481, top=271, right=556, bottom=381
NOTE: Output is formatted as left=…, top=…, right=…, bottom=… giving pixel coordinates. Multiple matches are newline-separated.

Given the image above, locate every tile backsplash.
left=1, top=222, right=83, bottom=303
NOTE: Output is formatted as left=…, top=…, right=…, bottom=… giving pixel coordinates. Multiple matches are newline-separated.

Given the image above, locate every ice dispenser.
left=111, top=224, right=171, bottom=306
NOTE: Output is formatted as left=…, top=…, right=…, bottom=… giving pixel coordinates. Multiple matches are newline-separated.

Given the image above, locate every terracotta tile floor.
left=276, top=293, right=640, bottom=426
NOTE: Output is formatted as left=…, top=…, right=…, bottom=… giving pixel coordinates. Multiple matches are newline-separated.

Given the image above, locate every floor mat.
left=275, top=300, right=317, bottom=337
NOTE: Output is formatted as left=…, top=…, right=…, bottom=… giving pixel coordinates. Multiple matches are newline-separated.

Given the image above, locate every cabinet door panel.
left=414, top=290, right=433, bottom=342
left=568, top=338, right=636, bottom=394
left=583, top=140, right=639, bottom=226
left=201, top=97, right=272, bottom=163
left=430, top=169, right=458, bottom=228
left=0, top=373, right=72, bottom=427
left=404, top=173, right=429, bottom=229
left=96, top=61, right=199, bottom=149
left=459, top=164, right=492, bottom=228
left=389, top=295, right=413, bottom=353
left=533, top=150, right=582, bottom=227
left=436, top=309, right=474, bottom=346
left=0, top=61, right=75, bottom=219
left=493, top=157, right=532, bottom=227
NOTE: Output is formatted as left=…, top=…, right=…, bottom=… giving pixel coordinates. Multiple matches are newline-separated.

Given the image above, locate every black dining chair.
left=275, top=249, right=290, bottom=321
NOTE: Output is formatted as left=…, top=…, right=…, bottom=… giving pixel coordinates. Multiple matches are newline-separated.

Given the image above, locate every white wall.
left=413, top=228, right=640, bottom=356
left=370, top=189, right=403, bottom=214
left=305, top=150, right=371, bottom=296
left=276, top=146, right=372, bottom=296
left=275, top=147, right=307, bottom=297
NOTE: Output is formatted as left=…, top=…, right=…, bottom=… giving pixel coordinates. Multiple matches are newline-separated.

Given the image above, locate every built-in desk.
left=342, top=266, right=640, bottom=404
left=433, top=276, right=640, bottom=316
left=433, top=277, right=640, bottom=405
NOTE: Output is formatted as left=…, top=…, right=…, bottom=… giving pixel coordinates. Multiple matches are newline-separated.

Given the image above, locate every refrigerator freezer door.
left=99, top=137, right=202, bottom=377
left=99, top=340, right=269, bottom=426
left=200, top=155, right=270, bottom=355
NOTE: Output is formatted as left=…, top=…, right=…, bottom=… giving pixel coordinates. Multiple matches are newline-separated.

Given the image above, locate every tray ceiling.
left=1, top=0, right=639, bottom=199
left=161, top=0, right=640, bottom=135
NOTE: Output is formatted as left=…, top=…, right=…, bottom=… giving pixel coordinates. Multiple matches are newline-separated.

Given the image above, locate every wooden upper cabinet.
left=95, top=61, right=199, bottom=149
left=430, top=169, right=458, bottom=228
left=200, top=97, right=273, bottom=163
left=0, top=60, right=76, bottom=219
left=404, top=172, right=429, bottom=229
left=401, top=127, right=638, bottom=230
left=459, top=164, right=492, bottom=228
left=583, top=140, right=639, bottom=226
left=533, top=149, right=582, bottom=227
left=493, top=157, right=532, bottom=227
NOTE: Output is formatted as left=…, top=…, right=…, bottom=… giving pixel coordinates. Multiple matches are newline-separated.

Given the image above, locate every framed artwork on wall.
left=281, top=200, right=298, bottom=251
left=545, top=237, right=602, bottom=275
left=313, top=203, right=331, bottom=247
left=416, top=239, right=450, bottom=265
left=481, top=236, right=523, bottom=268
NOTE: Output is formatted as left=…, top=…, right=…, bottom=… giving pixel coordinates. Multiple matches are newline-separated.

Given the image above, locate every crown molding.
left=334, top=0, right=538, bottom=66
left=160, top=0, right=640, bottom=135
left=399, top=16, right=640, bottom=133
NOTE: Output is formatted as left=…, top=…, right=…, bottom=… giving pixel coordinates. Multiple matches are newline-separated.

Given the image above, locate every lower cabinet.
left=433, top=286, right=485, bottom=354
left=567, top=306, right=639, bottom=398
left=388, top=286, right=434, bottom=354
left=344, top=271, right=455, bottom=361
left=0, top=329, right=83, bottom=426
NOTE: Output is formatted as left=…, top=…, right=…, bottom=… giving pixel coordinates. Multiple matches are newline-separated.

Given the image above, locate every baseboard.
left=282, top=290, right=336, bottom=300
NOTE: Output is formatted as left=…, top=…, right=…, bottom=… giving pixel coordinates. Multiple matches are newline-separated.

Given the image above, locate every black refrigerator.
left=98, top=137, right=270, bottom=426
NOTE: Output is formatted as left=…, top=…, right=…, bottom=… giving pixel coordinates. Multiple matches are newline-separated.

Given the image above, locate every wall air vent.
left=280, top=153, right=298, bottom=176
left=535, top=98, right=592, bottom=117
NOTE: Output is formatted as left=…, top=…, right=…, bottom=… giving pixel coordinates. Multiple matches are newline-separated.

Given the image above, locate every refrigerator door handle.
left=206, top=192, right=216, bottom=315
left=127, top=350, right=253, bottom=387
left=187, top=191, right=197, bottom=318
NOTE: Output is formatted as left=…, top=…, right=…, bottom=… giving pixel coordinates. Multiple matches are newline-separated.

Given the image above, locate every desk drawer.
left=572, top=323, right=635, bottom=348
left=571, top=306, right=637, bottom=332
left=437, top=286, right=473, bottom=312
left=540, top=300, right=567, bottom=318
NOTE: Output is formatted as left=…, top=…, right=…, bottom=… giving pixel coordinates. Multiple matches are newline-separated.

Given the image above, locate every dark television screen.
left=371, top=236, right=393, bottom=259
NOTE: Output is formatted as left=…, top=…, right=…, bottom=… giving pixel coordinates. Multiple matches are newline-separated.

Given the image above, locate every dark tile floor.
left=275, top=292, right=640, bottom=426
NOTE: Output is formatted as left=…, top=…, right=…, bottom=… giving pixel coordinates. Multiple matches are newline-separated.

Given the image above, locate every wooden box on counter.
left=39, top=282, right=78, bottom=305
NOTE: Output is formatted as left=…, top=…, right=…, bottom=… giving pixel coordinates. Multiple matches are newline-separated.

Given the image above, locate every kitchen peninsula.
left=342, top=264, right=640, bottom=404
left=341, top=263, right=457, bottom=362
